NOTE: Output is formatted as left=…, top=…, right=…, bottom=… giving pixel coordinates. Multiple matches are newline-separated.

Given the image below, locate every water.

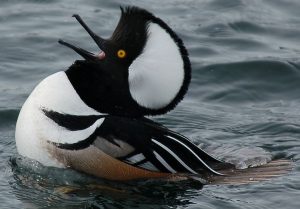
left=1, top=0, right=300, bottom=208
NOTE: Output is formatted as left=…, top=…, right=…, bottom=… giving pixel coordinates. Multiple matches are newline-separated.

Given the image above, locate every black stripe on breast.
left=42, top=108, right=104, bottom=131
left=48, top=130, right=98, bottom=150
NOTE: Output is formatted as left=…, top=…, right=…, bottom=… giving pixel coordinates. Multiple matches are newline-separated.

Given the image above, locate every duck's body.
left=16, top=71, right=100, bottom=168
left=16, top=71, right=229, bottom=180
left=15, top=7, right=233, bottom=181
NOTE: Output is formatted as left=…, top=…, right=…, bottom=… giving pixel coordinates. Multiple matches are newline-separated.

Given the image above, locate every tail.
left=207, top=159, right=293, bottom=185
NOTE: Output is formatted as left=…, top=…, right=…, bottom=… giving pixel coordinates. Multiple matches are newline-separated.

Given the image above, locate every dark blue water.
left=1, top=0, right=300, bottom=208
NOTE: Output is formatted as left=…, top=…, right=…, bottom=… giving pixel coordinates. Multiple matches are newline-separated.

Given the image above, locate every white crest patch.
left=128, top=23, right=184, bottom=109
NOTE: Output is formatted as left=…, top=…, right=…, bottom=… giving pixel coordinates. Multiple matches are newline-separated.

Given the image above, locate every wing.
left=45, top=111, right=233, bottom=176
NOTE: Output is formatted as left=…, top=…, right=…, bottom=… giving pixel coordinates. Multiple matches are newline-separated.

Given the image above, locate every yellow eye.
left=117, top=49, right=126, bottom=58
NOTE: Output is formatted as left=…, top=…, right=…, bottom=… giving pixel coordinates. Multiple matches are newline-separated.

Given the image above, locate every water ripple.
left=0, top=109, right=19, bottom=129
left=1, top=0, right=300, bottom=208
left=191, top=60, right=300, bottom=103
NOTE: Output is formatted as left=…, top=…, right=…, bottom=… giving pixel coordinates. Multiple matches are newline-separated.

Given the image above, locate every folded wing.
left=46, top=112, right=233, bottom=176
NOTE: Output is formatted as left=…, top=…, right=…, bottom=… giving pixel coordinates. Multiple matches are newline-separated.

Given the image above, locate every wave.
left=0, top=109, right=19, bottom=128
left=190, top=60, right=300, bottom=103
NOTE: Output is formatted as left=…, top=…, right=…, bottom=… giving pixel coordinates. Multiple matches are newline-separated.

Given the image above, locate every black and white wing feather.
left=44, top=110, right=233, bottom=176
left=104, top=117, right=233, bottom=175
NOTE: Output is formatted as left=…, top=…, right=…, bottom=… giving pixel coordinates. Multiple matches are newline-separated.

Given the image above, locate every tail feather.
left=207, top=159, right=293, bottom=185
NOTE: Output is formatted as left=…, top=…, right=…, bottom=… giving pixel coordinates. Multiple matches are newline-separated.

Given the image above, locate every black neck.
left=65, top=61, right=144, bottom=117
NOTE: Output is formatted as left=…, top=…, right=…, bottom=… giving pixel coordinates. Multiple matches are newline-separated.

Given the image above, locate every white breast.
left=15, top=71, right=103, bottom=167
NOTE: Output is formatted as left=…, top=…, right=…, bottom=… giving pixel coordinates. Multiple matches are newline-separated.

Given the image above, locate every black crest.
left=61, top=6, right=191, bottom=117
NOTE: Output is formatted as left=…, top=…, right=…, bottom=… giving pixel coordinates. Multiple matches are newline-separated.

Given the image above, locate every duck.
left=15, top=6, right=233, bottom=181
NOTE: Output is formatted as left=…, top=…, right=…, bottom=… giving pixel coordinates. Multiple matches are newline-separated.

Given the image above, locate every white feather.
left=15, top=72, right=103, bottom=167
left=41, top=115, right=104, bottom=144
left=128, top=23, right=184, bottom=109
left=30, top=72, right=101, bottom=115
left=125, top=153, right=145, bottom=164
left=165, top=135, right=222, bottom=175
left=153, top=151, right=176, bottom=173
left=152, top=139, right=198, bottom=174
left=139, top=161, right=159, bottom=171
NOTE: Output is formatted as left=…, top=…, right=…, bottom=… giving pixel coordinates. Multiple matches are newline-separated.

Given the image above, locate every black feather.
left=46, top=112, right=233, bottom=175
left=65, top=6, right=191, bottom=116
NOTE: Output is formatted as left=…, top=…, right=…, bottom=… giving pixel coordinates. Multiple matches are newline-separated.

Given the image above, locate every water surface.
left=1, top=0, right=300, bottom=208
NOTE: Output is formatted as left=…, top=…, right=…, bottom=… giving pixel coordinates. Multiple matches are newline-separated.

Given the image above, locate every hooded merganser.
left=15, top=6, right=233, bottom=181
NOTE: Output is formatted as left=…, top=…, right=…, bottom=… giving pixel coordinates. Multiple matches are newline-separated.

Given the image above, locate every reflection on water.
left=10, top=156, right=203, bottom=209
left=10, top=141, right=272, bottom=209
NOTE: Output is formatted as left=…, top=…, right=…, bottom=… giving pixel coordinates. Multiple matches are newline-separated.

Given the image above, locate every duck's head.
left=60, top=6, right=191, bottom=117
